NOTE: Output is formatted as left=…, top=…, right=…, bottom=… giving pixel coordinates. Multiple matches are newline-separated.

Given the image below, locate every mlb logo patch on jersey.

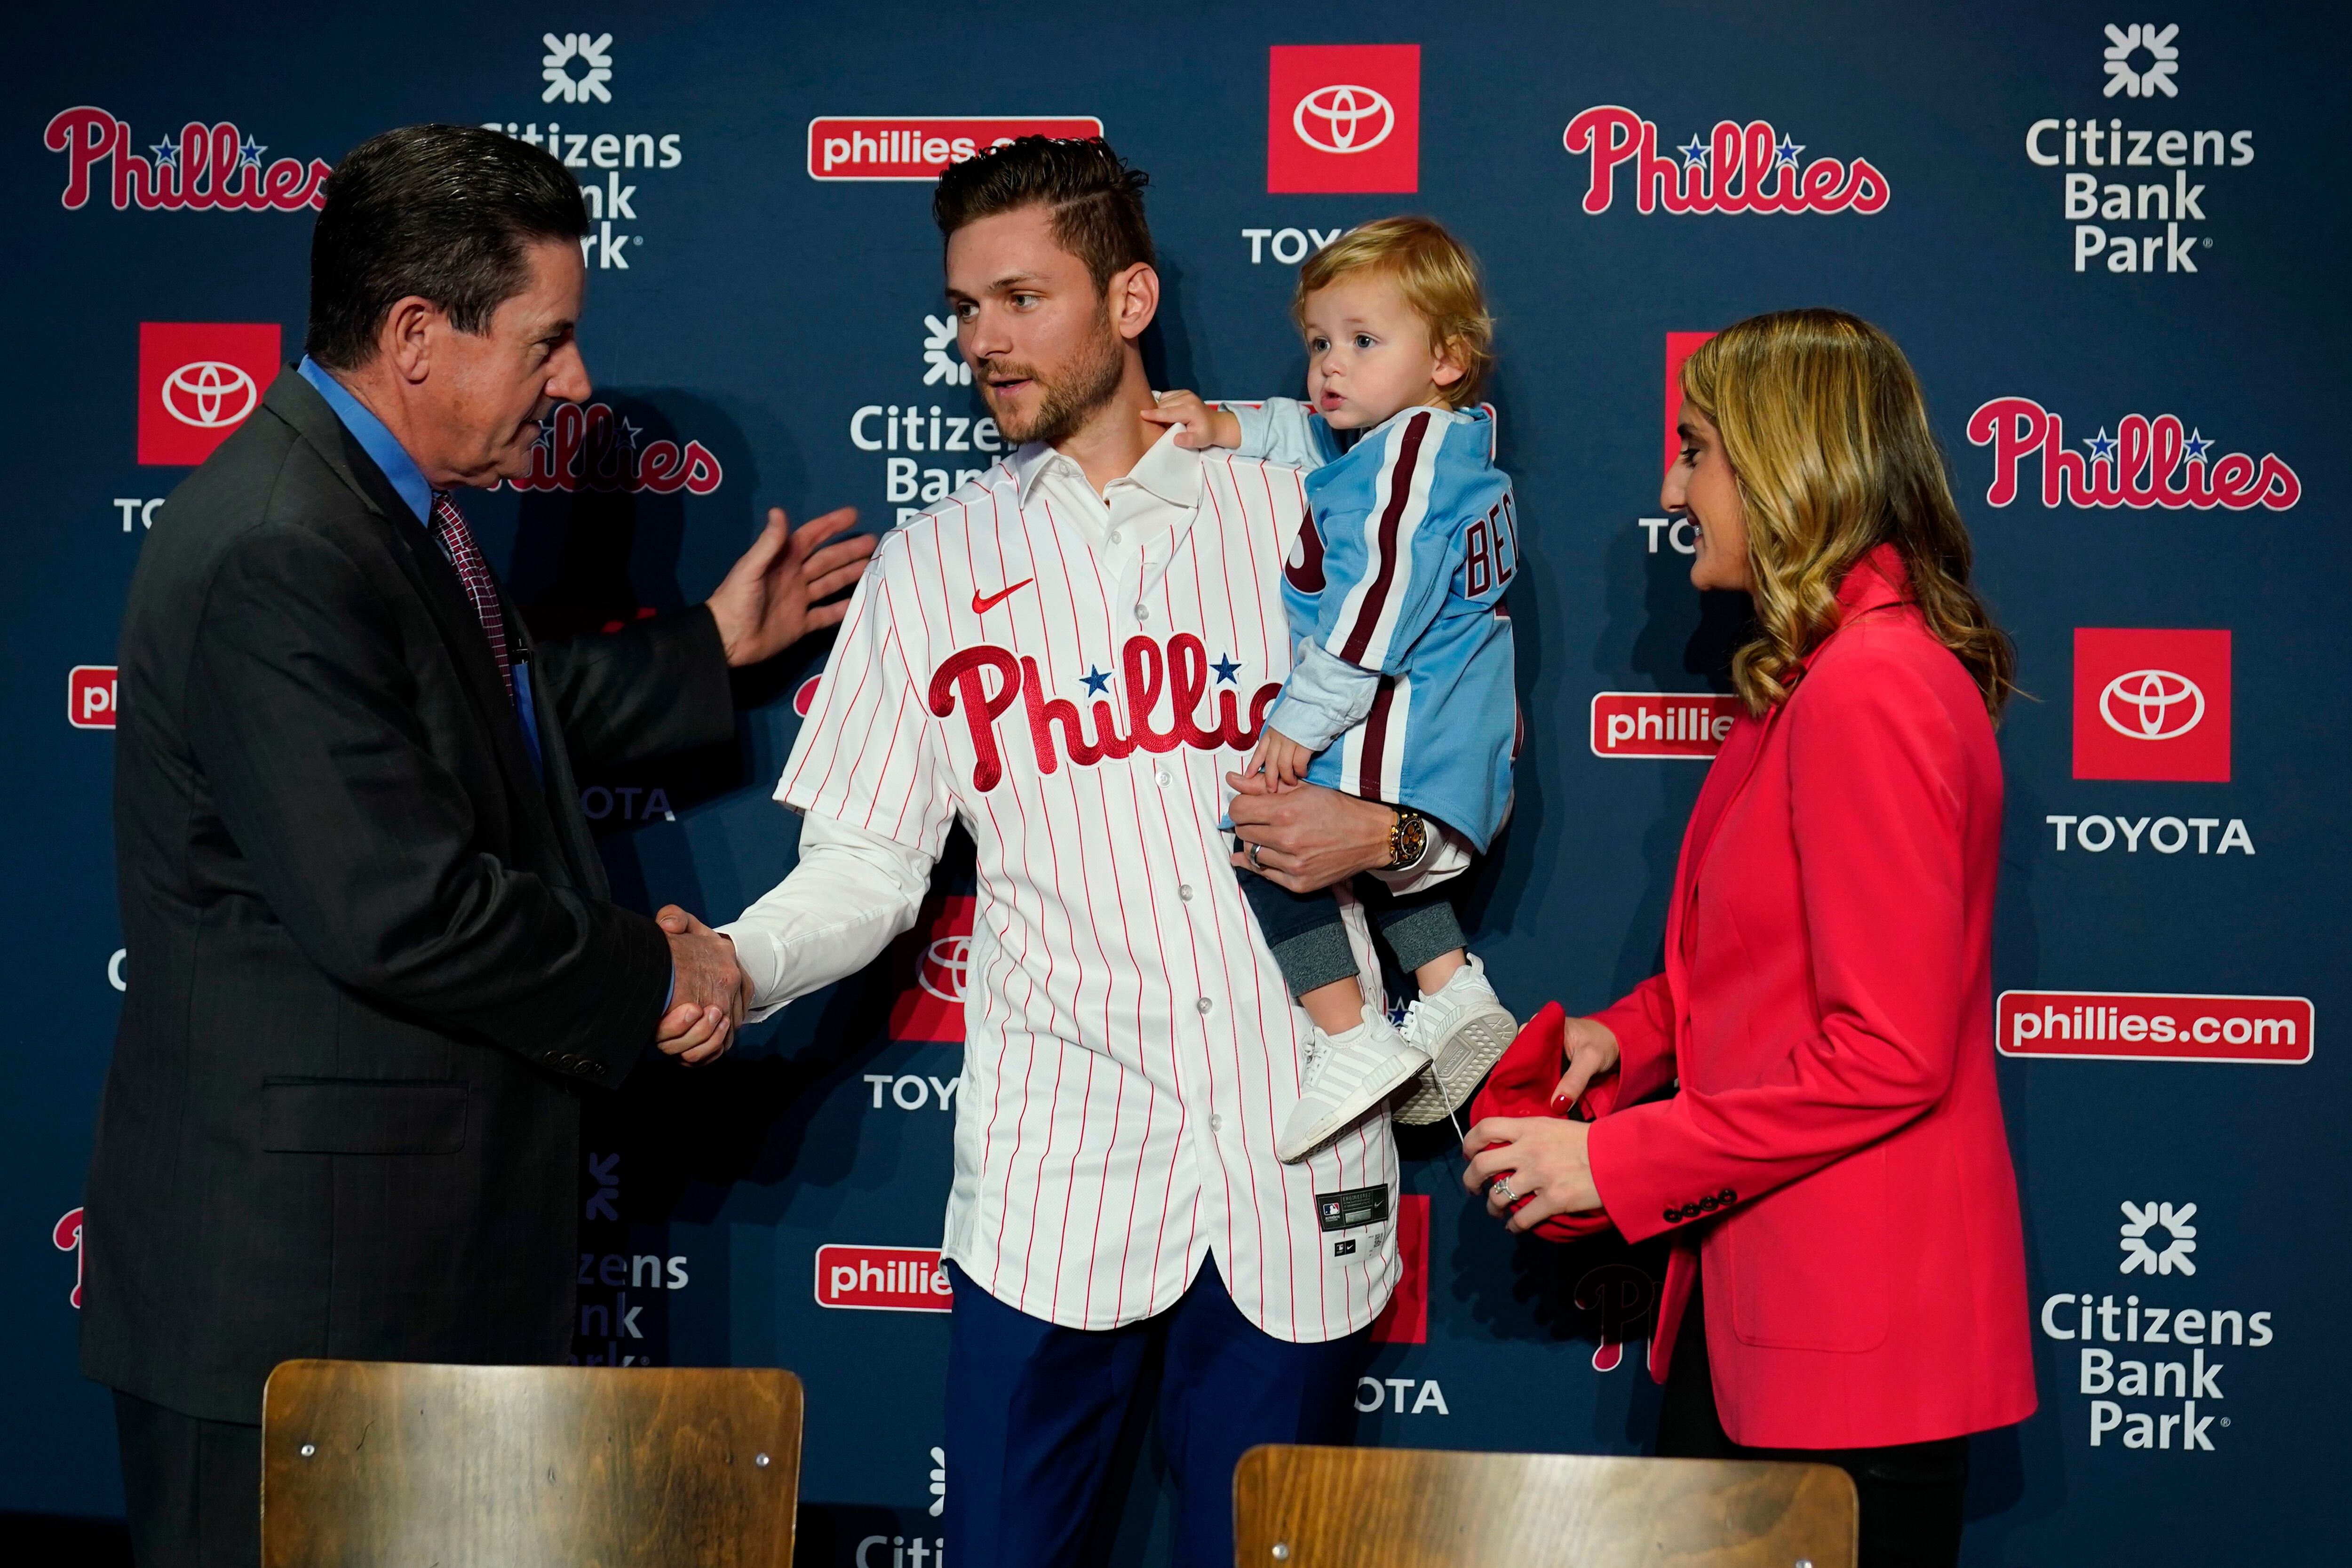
left=1317, top=1184, right=1392, bottom=1232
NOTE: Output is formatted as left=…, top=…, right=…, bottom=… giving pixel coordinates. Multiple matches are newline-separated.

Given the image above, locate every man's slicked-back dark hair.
left=932, top=136, right=1154, bottom=292
left=306, top=124, right=589, bottom=369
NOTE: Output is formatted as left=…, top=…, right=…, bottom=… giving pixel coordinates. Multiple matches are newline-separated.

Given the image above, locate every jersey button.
left=1107, top=529, right=1123, bottom=547
left=1155, top=770, right=1172, bottom=788
left=1134, top=604, right=1150, bottom=621
left=1177, top=884, right=1193, bottom=901
left=1196, top=996, right=1213, bottom=1015
left=1209, top=1113, right=1224, bottom=1132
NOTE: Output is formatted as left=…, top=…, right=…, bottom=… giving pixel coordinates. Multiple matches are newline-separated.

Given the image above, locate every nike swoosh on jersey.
left=971, top=578, right=1036, bottom=615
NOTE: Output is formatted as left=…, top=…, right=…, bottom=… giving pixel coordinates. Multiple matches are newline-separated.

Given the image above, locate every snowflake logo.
left=922, top=315, right=971, bottom=386
left=927, top=1445, right=946, bottom=1517
left=2119, top=1200, right=2197, bottom=1275
left=542, top=32, right=615, bottom=104
left=2103, top=23, right=2180, bottom=98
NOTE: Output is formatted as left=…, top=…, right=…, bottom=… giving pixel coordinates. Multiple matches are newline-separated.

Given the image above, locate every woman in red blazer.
left=1465, top=310, right=2035, bottom=1567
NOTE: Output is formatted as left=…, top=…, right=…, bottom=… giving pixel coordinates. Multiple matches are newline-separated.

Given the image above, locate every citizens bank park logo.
left=1268, top=45, right=1421, bottom=193
left=2042, top=1199, right=2277, bottom=1455
left=484, top=35, right=686, bottom=271
left=44, top=107, right=331, bottom=212
left=1564, top=107, right=1889, bottom=215
left=69, top=666, right=117, bottom=730
left=2000, top=991, right=2312, bottom=1064
left=138, top=323, right=281, bottom=466
left=1967, top=398, right=2297, bottom=512
left=808, top=116, right=1106, bottom=181
left=2021, top=25, right=2257, bottom=273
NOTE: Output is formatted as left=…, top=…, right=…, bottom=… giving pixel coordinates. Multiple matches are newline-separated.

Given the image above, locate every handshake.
left=654, top=905, right=749, bottom=1065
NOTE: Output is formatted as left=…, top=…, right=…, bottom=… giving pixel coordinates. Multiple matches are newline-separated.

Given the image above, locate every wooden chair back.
left=261, top=1361, right=802, bottom=1568
left=1234, top=1444, right=1857, bottom=1568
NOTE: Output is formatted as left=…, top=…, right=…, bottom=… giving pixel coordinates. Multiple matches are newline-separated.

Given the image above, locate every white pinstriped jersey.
left=776, top=430, right=1400, bottom=1343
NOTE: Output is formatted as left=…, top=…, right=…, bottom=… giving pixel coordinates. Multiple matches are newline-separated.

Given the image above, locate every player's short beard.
left=980, top=303, right=1128, bottom=447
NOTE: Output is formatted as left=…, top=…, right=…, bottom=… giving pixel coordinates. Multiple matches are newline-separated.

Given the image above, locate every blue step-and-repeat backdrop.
left=8, top=3, right=2345, bottom=1561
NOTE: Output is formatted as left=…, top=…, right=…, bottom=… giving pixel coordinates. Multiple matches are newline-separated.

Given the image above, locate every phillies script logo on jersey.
left=808, top=116, right=1105, bottom=180
left=1967, top=398, right=2298, bottom=511
left=69, top=666, right=118, bottom=730
left=1267, top=45, right=1420, bottom=193
left=506, top=402, right=722, bottom=495
left=930, top=634, right=1282, bottom=791
left=2073, top=628, right=2230, bottom=782
left=2000, top=990, right=2312, bottom=1065
left=1564, top=106, right=1889, bottom=215
left=1590, top=692, right=1741, bottom=759
left=815, top=1245, right=953, bottom=1312
left=45, top=107, right=331, bottom=212
left=139, top=322, right=281, bottom=466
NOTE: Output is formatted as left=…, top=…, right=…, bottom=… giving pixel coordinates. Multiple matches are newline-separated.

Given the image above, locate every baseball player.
left=670, top=138, right=1471, bottom=1568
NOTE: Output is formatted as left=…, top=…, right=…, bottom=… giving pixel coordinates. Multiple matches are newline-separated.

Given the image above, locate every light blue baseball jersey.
left=1232, top=398, right=1520, bottom=852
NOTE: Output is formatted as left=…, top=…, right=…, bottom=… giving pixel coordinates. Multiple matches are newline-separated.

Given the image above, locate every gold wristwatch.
left=1385, top=807, right=1428, bottom=871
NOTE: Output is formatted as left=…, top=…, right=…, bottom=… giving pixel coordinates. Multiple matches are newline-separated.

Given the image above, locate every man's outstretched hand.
left=706, top=505, right=875, bottom=667
left=654, top=905, right=747, bottom=1065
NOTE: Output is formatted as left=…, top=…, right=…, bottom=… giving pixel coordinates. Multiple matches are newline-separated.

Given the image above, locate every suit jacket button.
left=1698, top=1196, right=1717, bottom=1212
left=1721, top=1189, right=1737, bottom=1204
left=1662, top=1209, right=1679, bottom=1224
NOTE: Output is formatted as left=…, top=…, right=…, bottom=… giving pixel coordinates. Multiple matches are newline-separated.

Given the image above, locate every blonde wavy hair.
left=1680, top=309, right=2017, bottom=719
left=1294, top=216, right=1494, bottom=408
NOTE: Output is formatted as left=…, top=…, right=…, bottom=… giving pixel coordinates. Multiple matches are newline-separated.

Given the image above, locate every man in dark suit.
left=81, top=123, right=873, bottom=1567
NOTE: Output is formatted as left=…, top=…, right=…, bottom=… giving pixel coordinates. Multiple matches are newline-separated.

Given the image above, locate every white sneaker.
left=1278, top=1007, right=1430, bottom=1163
left=1393, top=954, right=1518, bottom=1127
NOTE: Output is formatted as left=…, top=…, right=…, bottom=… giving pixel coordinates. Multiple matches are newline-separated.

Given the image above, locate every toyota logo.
left=2099, top=668, right=2205, bottom=741
left=161, top=360, right=259, bottom=429
left=1293, top=84, right=1395, bottom=155
left=918, top=935, right=969, bottom=1003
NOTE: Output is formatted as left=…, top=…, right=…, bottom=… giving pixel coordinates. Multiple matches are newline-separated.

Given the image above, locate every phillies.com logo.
left=1563, top=106, right=1890, bottom=215
left=45, top=107, right=331, bottom=212
left=1967, top=398, right=2299, bottom=511
left=506, top=402, right=723, bottom=495
left=929, top=634, right=1280, bottom=792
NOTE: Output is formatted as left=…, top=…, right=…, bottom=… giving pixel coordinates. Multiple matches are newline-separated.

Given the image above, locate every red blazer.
left=1583, top=545, right=2036, bottom=1449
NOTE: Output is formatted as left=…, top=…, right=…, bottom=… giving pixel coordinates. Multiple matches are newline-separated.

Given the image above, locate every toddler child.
left=1145, top=216, right=1520, bottom=1162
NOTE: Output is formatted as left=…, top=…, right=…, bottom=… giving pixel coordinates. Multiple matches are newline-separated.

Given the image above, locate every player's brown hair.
left=1293, top=216, right=1494, bottom=407
left=932, top=135, right=1154, bottom=293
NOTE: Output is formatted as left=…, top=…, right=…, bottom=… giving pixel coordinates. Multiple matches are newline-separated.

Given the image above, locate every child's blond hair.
left=1291, top=216, right=1494, bottom=408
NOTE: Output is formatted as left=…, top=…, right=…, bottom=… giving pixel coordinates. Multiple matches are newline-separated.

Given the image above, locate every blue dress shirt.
left=296, top=357, right=543, bottom=779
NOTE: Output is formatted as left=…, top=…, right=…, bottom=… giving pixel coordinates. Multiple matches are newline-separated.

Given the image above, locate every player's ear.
left=1109, top=262, right=1160, bottom=343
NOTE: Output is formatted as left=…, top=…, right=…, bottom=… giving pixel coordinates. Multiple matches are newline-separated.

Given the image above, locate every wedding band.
left=1248, top=842, right=1264, bottom=870
left=1494, top=1181, right=1517, bottom=1204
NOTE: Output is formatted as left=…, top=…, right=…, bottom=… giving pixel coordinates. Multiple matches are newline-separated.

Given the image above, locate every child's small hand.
left=1247, top=727, right=1316, bottom=789
left=1143, top=391, right=1241, bottom=451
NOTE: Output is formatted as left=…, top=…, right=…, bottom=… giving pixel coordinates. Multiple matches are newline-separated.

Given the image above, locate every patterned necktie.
left=429, top=492, right=515, bottom=701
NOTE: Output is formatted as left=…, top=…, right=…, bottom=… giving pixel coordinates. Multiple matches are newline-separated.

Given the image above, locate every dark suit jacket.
left=82, top=369, right=736, bottom=1423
